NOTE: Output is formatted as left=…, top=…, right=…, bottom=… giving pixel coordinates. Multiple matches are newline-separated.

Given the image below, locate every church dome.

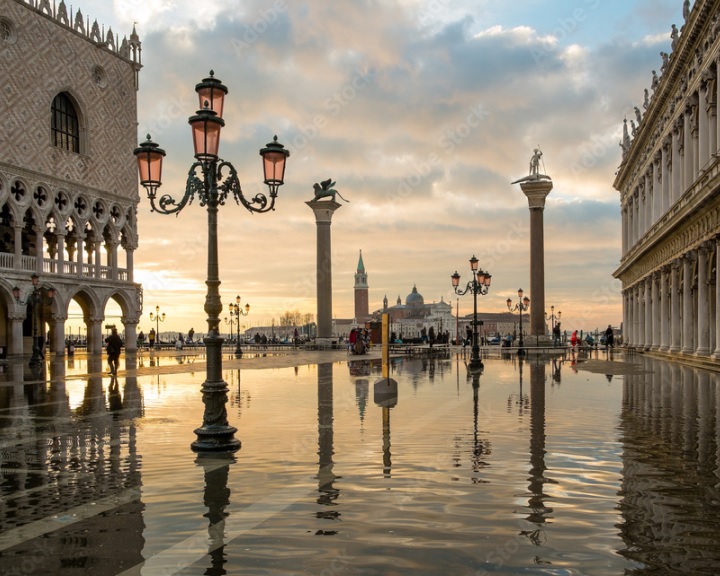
left=406, top=285, right=424, bottom=306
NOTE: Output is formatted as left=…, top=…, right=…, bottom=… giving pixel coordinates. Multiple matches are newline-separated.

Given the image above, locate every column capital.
left=306, top=199, right=343, bottom=224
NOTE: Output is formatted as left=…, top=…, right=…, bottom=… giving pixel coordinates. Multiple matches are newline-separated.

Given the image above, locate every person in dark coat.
left=105, top=327, right=123, bottom=375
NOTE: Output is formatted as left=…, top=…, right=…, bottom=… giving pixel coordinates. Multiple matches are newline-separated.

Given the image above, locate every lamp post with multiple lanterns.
left=545, top=305, right=560, bottom=331
left=227, top=295, right=250, bottom=356
left=149, top=305, right=166, bottom=349
left=133, top=70, right=289, bottom=453
left=507, top=289, right=530, bottom=354
left=13, top=274, right=55, bottom=369
left=451, top=255, right=492, bottom=372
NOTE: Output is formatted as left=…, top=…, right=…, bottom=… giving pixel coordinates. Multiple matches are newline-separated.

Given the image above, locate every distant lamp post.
left=507, top=289, right=530, bottom=355
left=149, top=305, right=166, bottom=349
left=134, top=70, right=289, bottom=453
left=13, top=274, right=55, bottom=368
left=545, top=305, right=561, bottom=346
left=228, top=295, right=250, bottom=356
left=451, top=255, right=492, bottom=371
left=545, top=305, right=561, bottom=331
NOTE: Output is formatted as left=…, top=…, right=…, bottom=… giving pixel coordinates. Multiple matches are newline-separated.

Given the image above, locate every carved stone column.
left=51, top=313, right=67, bottom=358
left=672, top=120, right=682, bottom=205
left=34, top=224, right=43, bottom=274
left=652, top=272, right=661, bottom=350
left=696, top=243, right=711, bottom=355
left=670, top=259, right=682, bottom=353
left=684, top=102, right=694, bottom=191
left=13, top=223, right=22, bottom=270
left=653, top=154, right=662, bottom=225
left=660, top=266, right=669, bottom=351
left=518, top=176, right=553, bottom=339
left=682, top=252, right=695, bottom=354
left=56, top=231, right=66, bottom=275
left=88, top=316, right=104, bottom=355
left=76, top=233, right=85, bottom=277
left=644, top=276, right=652, bottom=350
left=621, top=204, right=628, bottom=255
left=714, top=238, right=720, bottom=358
left=122, top=317, right=139, bottom=354
left=306, top=199, right=343, bottom=342
left=699, top=82, right=710, bottom=169
left=661, top=137, right=671, bottom=216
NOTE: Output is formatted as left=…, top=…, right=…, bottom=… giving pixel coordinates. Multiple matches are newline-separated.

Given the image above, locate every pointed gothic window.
left=51, top=93, right=80, bottom=153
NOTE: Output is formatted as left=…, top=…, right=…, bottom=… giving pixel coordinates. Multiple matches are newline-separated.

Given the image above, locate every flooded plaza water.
left=0, top=350, right=719, bottom=575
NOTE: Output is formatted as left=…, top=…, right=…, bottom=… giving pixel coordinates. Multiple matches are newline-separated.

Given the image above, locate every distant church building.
left=0, top=0, right=143, bottom=357
left=614, top=0, right=720, bottom=360
left=354, top=250, right=369, bottom=323
left=372, top=285, right=454, bottom=340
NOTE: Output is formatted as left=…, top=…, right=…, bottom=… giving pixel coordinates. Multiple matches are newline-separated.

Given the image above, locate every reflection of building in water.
left=618, top=357, right=720, bottom=572
left=0, top=372, right=144, bottom=571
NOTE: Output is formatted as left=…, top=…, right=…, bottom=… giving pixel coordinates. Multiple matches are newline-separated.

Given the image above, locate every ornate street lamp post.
left=228, top=296, right=249, bottom=356
left=451, top=255, right=492, bottom=372
left=149, top=305, right=166, bottom=349
left=134, top=70, right=289, bottom=453
left=13, top=274, right=55, bottom=369
left=507, top=288, right=530, bottom=355
left=545, top=305, right=561, bottom=346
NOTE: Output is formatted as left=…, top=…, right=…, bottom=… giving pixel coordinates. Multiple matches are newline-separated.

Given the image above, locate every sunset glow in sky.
left=86, top=0, right=682, bottom=335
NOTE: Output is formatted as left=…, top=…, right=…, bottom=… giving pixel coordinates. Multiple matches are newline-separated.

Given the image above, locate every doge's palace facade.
left=0, top=0, right=143, bottom=357
left=614, top=0, right=720, bottom=361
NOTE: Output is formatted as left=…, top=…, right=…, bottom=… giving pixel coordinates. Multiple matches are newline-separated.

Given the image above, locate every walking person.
left=604, top=325, right=614, bottom=348
left=570, top=330, right=579, bottom=352
left=105, top=327, right=124, bottom=375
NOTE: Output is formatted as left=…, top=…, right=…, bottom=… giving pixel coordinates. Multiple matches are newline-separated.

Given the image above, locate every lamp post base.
left=192, top=334, right=241, bottom=453
left=191, top=426, right=242, bottom=452
left=234, top=342, right=243, bottom=357
left=467, top=358, right=484, bottom=373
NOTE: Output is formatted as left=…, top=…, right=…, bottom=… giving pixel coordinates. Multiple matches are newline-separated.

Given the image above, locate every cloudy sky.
left=89, top=0, right=681, bottom=336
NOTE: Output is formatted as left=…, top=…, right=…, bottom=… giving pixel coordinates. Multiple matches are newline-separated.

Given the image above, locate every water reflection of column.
left=317, top=363, right=339, bottom=517
left=525, top=360, right=551, bottom=539
left=197, top=455, right=235, bottom=575
left=374, top=374, right=398, bottom=478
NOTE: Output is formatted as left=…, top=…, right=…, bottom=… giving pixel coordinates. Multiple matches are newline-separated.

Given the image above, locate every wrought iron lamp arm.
left=218, top=161, right=277, bottom=214
left=148, top=161, right=206, bottom=215
left=453, top=281, right=489, bottom=297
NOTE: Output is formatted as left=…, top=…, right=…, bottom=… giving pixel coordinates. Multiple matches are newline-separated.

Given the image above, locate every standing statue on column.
left=512, top=148, right=549, bottom=184
left=529, top=148, right=542, bottom=176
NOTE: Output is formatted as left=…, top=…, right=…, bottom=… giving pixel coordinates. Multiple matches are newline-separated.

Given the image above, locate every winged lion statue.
left=312, top=179, right=349, bottom=202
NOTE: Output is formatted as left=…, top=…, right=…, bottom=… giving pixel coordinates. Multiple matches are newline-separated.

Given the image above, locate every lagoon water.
left=0, top=351, right=719, bottom=575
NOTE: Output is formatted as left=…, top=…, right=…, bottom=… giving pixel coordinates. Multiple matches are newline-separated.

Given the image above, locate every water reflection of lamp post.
left=507, top=289, right=530, bottom=355
left=13, top=274, right=55, bottom=369
left=507, top=354, right=530, bottom=416
left=149, top=305, right=166, bottom=349
left=229, top=296, right=249, bottom=356
left=451, top=256, right=492, bottom=371
left=134, top=70, right=289, bottom=453
left=196, top=454, right=235, bottom=574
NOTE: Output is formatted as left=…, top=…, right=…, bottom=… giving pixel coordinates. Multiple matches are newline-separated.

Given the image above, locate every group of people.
left=347, top=327, right=371, bottom=355
left=569, top=325, right=615, bottom=351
